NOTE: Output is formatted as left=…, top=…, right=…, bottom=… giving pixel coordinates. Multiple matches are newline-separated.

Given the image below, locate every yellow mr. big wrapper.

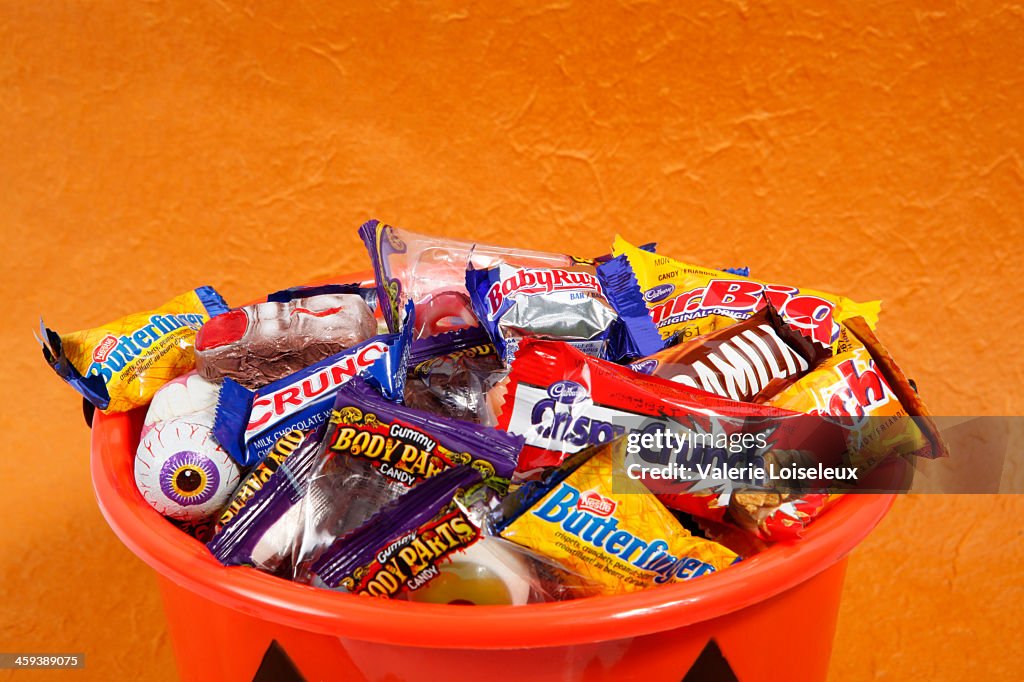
left=500, top=439, right=738, bottom=596
left=612, top=235, right=881, bottom=351
left=40, top=287, right=228, bottom=413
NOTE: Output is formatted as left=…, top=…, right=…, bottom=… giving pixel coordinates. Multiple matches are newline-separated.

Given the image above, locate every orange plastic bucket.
left=91, top=392, right=894, bottom=682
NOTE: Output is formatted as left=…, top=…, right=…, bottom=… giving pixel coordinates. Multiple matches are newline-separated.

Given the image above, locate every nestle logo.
left=547, top=380, right=587, bottom=404
left=93, top=335, right=119, bottom=362
left=644, top=283, right=675, bottom=303
left=577, top=490, right=616, bottom=517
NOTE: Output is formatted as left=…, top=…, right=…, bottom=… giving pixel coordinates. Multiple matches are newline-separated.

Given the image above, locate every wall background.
left=2, top=1, right=1022, bottom=680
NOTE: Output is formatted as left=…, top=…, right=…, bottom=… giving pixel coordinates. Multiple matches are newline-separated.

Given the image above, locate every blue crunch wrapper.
left=213, top=335, right=395, bottom=466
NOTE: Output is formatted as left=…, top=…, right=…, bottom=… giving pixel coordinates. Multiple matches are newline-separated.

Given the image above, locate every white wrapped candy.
left=141, top=370, right=220, bottom=439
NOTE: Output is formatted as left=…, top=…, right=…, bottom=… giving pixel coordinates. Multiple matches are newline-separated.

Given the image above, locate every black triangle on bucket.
left=681, top=639, right=739, bottom=682
left=252, top=640, right=306, bottom=682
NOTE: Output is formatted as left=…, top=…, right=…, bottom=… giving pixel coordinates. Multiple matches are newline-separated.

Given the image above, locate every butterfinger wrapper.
left=39, top=287, right=228, bottom=412
left=497, top=438, right=738, bottom=596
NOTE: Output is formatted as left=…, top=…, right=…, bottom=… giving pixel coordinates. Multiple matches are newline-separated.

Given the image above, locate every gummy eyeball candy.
left=135, top=417, right=240, bottom=522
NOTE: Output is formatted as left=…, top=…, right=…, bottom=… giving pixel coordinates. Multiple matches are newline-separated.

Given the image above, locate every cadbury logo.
left=643, top=283, right=675, bottom=303
left=576, top=490, right=616, bottom=517
left=547, top=380, right=587, bottom=404
left=630, top=359, right=659, bottom=375
left=93, top=335, right=119, bottom=362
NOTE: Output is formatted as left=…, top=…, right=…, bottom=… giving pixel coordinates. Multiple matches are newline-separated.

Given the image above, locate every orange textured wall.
left=3, top=1, right=1022, bottom=680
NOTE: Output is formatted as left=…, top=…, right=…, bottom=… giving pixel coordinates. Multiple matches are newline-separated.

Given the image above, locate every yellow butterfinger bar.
left=500, top=440, right=737, bottom=596
left=41, top=286, right=228, bottom=412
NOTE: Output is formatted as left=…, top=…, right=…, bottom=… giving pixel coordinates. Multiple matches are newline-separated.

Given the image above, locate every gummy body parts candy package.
left=207, top=427, right=325, bottom=574
left=40, top=286, right=228, bottom=412
left=291, top=376, right=523, bottom=575
left=310, top=467, right=588, bottom=604
left=403, top=326, right=505, bottom=424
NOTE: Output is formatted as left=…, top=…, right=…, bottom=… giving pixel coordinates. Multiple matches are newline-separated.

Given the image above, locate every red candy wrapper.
left=489, top=339, right=847, bottom=478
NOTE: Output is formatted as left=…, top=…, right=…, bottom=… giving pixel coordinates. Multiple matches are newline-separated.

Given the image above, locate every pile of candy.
left=40, top=221, right=943, bottom=605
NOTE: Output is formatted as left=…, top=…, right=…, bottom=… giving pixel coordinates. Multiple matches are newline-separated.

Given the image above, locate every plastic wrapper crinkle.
left=403, top=326, right=504, bottom=424
left=206, top=428, right=324, bottom=574
left=360, top=219, right=637, bottom=339
left=195, top=292, right=376, bottom=389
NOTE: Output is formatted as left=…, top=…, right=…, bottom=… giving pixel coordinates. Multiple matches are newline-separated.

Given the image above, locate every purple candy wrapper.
left=407, top=325, right=495, bottom=374
left=595, top=256, right=753, bottom=358
left=290, top=376, right=523, bottom=573
left=595, top=255, right=667, bottom=360
left=404, top=326, right=503, bottom=424
left=363, top=301, right=415, bottom=403
left=207, top=427, right=324, bottom=572
left=310, top=466, right=484, bottom=592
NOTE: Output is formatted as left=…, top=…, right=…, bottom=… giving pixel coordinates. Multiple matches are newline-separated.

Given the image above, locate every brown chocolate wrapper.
left=631, top=302, right=831, bottom=403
